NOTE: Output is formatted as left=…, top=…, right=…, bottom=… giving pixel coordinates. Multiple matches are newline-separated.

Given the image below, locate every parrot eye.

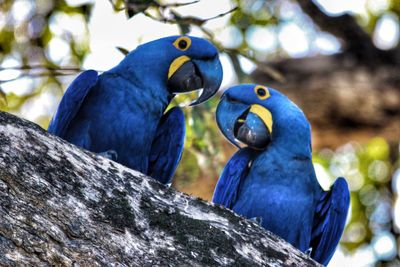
left=173, top=36, right=191, bottom=51
left=179, top=40, right=187, bottom=49
left=254, top=85, right=270, bottom=100
left=257, top=88, right=266, bottom=96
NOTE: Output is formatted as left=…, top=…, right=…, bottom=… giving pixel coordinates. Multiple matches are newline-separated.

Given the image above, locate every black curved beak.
left=216, top=95, right=273, bottom=150
left=167, top=56, right=222, bottom=106
left=234, top=110, right=271, bottom=150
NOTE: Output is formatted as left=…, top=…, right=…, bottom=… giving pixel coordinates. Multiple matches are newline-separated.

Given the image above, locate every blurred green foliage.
left=314, top=138, right=399, bottom=257
left=0, top=0, right=90, bottom=127
left=0, top=0, right=399, bottom=264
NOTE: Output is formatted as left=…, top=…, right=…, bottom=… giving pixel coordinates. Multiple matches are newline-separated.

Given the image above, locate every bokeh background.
left=0, top=0, right=399, bottom=266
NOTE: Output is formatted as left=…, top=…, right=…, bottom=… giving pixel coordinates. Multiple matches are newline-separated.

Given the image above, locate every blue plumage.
left=148, top=107, right=185, bottom=184
left=212, top=148, right=253, bottom=209
left=48, top=70, right=98, bottom=138
left=48, top=36, right=222, bottom=184
left=213, top=84, right=350, bottom=265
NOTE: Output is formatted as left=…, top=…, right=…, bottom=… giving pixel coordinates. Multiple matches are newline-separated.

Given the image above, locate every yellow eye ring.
left=173, top=36, right=191, bottom=51
left=254, top=85, right=270, bottom=100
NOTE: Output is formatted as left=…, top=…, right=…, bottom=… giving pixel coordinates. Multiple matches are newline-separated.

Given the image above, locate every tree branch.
left=0, top=111, right=320, bottom=266
left=0, top=65, right=82, bottom=72
left=296, top=0, right=383, bottom=62
left=109, top=0, right=200, bottom=11
left=0, top=65, right=94, bottom=84
left=143, top=6, right=238, bottom=27
left=155, top=0, right=200, bottom=8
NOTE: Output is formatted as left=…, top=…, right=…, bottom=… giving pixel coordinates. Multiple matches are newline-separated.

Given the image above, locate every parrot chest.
left=232, top=152, right=318, bottom=251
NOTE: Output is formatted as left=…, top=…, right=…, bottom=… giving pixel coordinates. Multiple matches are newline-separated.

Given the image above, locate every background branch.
left=296, top=0, right=384, bottom=63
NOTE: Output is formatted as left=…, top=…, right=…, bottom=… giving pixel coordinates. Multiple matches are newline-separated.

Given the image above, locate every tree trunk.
left=0, top=111, right=320, bottom=266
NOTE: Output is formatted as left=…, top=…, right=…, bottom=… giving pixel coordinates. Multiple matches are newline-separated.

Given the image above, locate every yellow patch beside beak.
left=249, top=104, right=273, bottom=133
left=168, top=56, right=191, bottom=79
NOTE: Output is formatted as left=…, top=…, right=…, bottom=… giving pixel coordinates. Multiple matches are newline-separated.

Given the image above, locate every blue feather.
left=48, top=70, right=98, bottom=137
left=212, top=148, right=253, bottom=209
left=310, top=177, right=350, bottom=265
left=148, top=107, right=185, bottom=185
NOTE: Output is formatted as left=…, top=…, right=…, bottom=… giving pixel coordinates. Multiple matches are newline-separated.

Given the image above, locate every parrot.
left=48, top=35, right=222, bottom=185
left=213, top=84, right=350, bottom=266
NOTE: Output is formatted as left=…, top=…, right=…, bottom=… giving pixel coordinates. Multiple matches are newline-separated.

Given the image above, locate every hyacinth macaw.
left=48, top=36, right=222, bottom=184
left=213, top=84, right=350, bottom=265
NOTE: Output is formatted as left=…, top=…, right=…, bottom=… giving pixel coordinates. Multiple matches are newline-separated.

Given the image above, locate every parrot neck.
left=270, top=123, right=312, bottom=160
left=267, top=102, right=313, bottom=159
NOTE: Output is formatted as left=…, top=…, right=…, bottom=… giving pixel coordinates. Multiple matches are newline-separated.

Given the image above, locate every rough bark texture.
left=0, top=111, right=320, bottom=266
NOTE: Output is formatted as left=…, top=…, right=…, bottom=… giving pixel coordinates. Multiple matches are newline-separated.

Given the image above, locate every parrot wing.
left=147, top=107, right=186, bottom=185
left=48, top=70, right=98, bottom=137
left=310, top=177, right=350, bottom=266
left=212, top=148, right=253, bottom=209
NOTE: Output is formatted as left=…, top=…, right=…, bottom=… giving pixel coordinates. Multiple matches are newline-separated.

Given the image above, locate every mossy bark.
left=0, top=111, right=320, bottom=266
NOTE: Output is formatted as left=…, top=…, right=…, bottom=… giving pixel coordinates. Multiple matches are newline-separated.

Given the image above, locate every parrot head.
left=117, top=35, right=223, bottom=106
left=216, top=84, right=311, bottom=155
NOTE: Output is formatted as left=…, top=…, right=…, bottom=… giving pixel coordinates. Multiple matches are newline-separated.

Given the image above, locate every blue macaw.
left=213, top=84, right=350, bottom=265
left=48, top=36, right=222, bottom=184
